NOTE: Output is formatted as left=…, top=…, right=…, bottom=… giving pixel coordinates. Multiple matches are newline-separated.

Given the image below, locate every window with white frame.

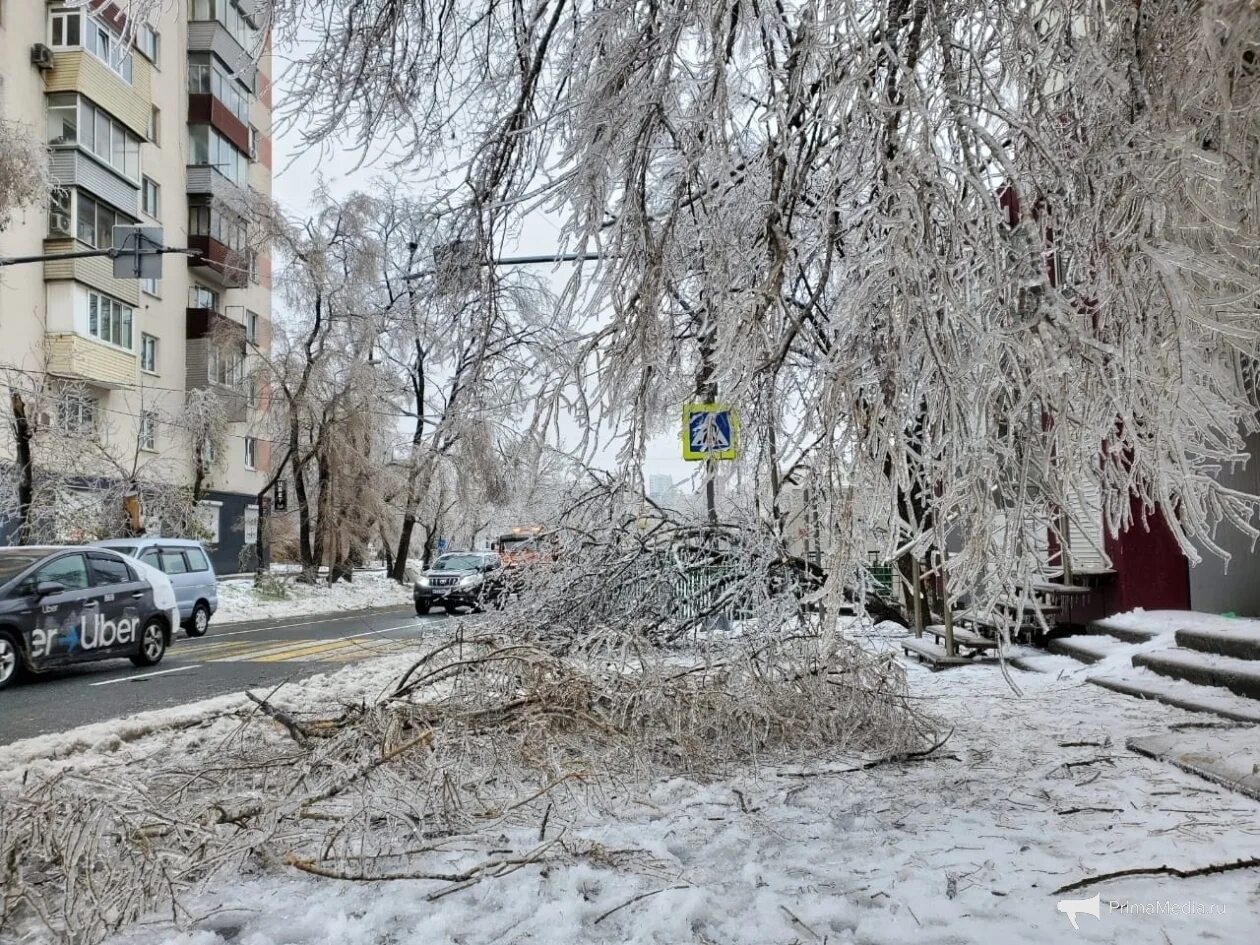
left=188, top=125, right=247, bottom=186
left=141, top=276, right=160, bottom=297
left=50, top=9, right=133, bottom=81
left=245, top=309, right=259, bottom=344
left=139, top=411, right=158, bottom=451
left=204, top=437, right=216, bottom=464
left=88, top=291, right=133, bottom=349
left=244, top=436, right=256, bottom=469
left=138, top=24, right=160, bottom=65
left=142, top=176, right=159, bottom=218
left=73, top=191, right=137, bottom=248
left=147, top=105, right=160, bottom=144
left=188, top=53, right=251, bottom=124
left=58, top=390, right=97, bottom=434
left=47, top=95, right=141, bottom=181
left=140, top=333, right=158, bottom=372
left=188, top=284, right=219, bottom=310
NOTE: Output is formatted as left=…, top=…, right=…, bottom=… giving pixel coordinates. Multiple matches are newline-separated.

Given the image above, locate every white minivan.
left=92, top=539, right=219, bottom=637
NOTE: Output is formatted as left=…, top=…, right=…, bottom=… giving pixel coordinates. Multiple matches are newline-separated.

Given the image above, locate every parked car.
left=0, top=546, right=173, bottom=690
left=92, top=538, right=218, bottom=637
left=414, top=551, right=507, bottom=615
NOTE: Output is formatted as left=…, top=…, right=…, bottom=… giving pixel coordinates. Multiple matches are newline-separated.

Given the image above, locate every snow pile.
left=213, top=570, right=412, bottom=624
left=0, top=631, right=929, bottom=945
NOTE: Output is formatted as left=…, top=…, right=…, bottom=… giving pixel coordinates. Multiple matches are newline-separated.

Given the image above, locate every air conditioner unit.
left=49, top=211, right=72, bottom=236
left=31, top=44, right=56, bottom=71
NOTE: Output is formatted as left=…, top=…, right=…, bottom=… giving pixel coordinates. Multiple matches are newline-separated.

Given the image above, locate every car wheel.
left=131, top=619, right=167, bottom=667
left=415, top=601, right=432, bottom=616
left=0, top=632, right=20, bottom=690
left=186, top=602, right=211, bottom=638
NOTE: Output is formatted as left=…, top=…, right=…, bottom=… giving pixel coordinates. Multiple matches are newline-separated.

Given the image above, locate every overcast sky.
left=270, top=67, right=697, bottom=490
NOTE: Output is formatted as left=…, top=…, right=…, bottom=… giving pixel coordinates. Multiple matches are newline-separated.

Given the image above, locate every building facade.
left=0, top=0, right=273, bottom=574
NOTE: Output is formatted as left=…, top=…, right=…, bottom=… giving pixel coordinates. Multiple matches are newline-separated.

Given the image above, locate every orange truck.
left=492, top=525, right=550, bottom=567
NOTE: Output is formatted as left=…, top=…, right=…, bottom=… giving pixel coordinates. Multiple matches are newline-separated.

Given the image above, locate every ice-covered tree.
left=272, top=0, right=1260, bottom=614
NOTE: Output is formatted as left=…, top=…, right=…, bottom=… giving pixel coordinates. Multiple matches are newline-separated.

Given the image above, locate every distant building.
left=648, top=474, right=676, bottom=504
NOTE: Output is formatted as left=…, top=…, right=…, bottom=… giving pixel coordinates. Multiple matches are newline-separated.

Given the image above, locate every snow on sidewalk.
left=213, top=570, right=413, bottom=625
left=83, top=650, right=1260, bottom=945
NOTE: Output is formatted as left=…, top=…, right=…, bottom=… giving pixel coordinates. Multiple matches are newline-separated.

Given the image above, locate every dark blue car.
left=0, top=546, right=171, bottom=690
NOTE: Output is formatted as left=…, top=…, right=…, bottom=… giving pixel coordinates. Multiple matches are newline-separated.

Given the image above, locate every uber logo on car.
left=0, top=546, right=171, bottom=691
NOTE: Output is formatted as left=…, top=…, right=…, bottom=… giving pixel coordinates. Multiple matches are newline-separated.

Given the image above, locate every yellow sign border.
left=682, top=403, right=738, bottom=461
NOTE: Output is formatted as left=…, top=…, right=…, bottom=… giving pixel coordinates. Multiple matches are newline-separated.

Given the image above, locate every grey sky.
left=270, top=90, right=695, bottom=489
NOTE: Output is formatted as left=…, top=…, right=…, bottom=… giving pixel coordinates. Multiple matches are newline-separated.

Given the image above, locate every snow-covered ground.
left=4, top=632, right=1254, bottom=945
left=213, top=569, right=413, bottom=624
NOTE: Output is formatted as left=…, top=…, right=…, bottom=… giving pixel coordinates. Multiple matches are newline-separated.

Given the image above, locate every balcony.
left=186, top=304, right=248, bottom=421
left=187, top=21, right=257, bottom=90
left=47, top=151, right=139, bottom=216
left=42, top=240, right=140, bottom=305
left=188, top=234, right=249, bottom=288
left=188, top=93, right=251, bottom=154
left=44, top=51, right=152, bottom=138
left=46, top=333, right=136, bottom=389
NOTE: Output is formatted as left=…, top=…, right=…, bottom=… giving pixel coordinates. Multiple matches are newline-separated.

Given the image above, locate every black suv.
left=414, top=551, right=507, bottom=615
left=0, top=546, right=171, bottom=690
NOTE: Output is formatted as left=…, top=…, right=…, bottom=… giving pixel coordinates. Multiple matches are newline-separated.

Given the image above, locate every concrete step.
left=1090, top=673, right=1260, bottom=724
left=1131, top=648, right=1260, bottom=701
left=1176, top=625, right=1260, bottom=662
left=1085, top=616, right=1161, bottom=645
left=1047, top=633, right=1127, bottom=665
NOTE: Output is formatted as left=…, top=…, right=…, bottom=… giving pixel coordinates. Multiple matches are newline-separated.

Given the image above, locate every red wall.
left=1101, top=497, right=1190, bottom=613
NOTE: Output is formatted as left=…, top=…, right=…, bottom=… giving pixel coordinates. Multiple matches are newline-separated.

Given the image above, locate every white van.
left=92, top=539, right=219, bottom=637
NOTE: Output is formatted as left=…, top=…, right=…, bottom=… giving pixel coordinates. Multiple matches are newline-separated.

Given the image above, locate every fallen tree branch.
left=246, top=692, right=311, bottom=747
left=1052, top=856, right=1260, bottom=895
left=593, top=885, right=691, bottom=925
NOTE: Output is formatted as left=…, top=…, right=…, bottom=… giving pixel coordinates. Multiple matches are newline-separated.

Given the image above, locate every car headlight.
left=417, top=576, right=431, bottom=588
left=459, top=574, right=483, bottom=587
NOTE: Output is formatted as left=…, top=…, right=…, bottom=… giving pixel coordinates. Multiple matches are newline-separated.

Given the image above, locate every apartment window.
left=147, top=105, right=160, bottom=144
left=244, top=436, right=257, bottom=470
left=48, top=96, right=141, bottom=180
left=140, top=333, right=158, bottom=373
left=203, top=438, right=216, bottom=464
left=88, top=291, right=133, bottom=349
left=141, top=277, right=160, bottom=297
left=86, top=16, right=133, bottom=82
left=189, top=0, right=258, bottom=50
left=245, top=310, right=259, bottom=344
left=142, top=177, right=160, bottom=218
left=58, top=391, right=97, bottom=434
left=138, top=24, right=160, bottom=65
left=188, top=125, right=247, bottom=186
left=139, top=411, right=158, bottom=451
left=188, top=285, right=220, bottom=310
left=49, top=10, right=82, bottom=48
left=188, top=54, right=251, bottom=124
left=207, top=346, right=242, bottom=386
left=246, top=379, right=258, bottom=410
left=248, top=124, right=259, bottom=159
left=188, top=202, right=246, bottom=251
left=75, top=191, right=137, bottom=249
left=249, top=250, right=260, bottom=283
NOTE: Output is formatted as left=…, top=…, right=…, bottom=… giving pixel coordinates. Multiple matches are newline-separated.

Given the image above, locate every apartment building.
left=0, top=0, right=274, bottom=573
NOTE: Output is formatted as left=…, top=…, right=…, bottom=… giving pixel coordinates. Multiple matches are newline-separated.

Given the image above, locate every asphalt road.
left=0, top=604, right=450, bottom=746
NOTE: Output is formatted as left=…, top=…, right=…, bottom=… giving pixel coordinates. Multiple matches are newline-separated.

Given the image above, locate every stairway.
left=1051, top=612, right=1260, bottom=723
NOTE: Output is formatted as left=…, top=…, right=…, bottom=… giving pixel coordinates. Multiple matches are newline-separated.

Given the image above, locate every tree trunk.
left=9, top=391, right=34, bottom=545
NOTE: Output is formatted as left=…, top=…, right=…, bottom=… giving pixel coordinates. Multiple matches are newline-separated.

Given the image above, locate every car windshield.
left=432, top=554, right=489, bottom=571
left=0, top=551, right=45, bottom=585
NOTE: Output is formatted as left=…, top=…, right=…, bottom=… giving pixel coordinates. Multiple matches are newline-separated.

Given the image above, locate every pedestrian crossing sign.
left=682, top=403, right=738, bottom=461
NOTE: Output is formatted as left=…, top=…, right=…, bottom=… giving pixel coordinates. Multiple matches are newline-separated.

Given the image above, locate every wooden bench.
left=901, top=637, right=975, bottom=670
left=924, top=624, right=999, bottom=653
